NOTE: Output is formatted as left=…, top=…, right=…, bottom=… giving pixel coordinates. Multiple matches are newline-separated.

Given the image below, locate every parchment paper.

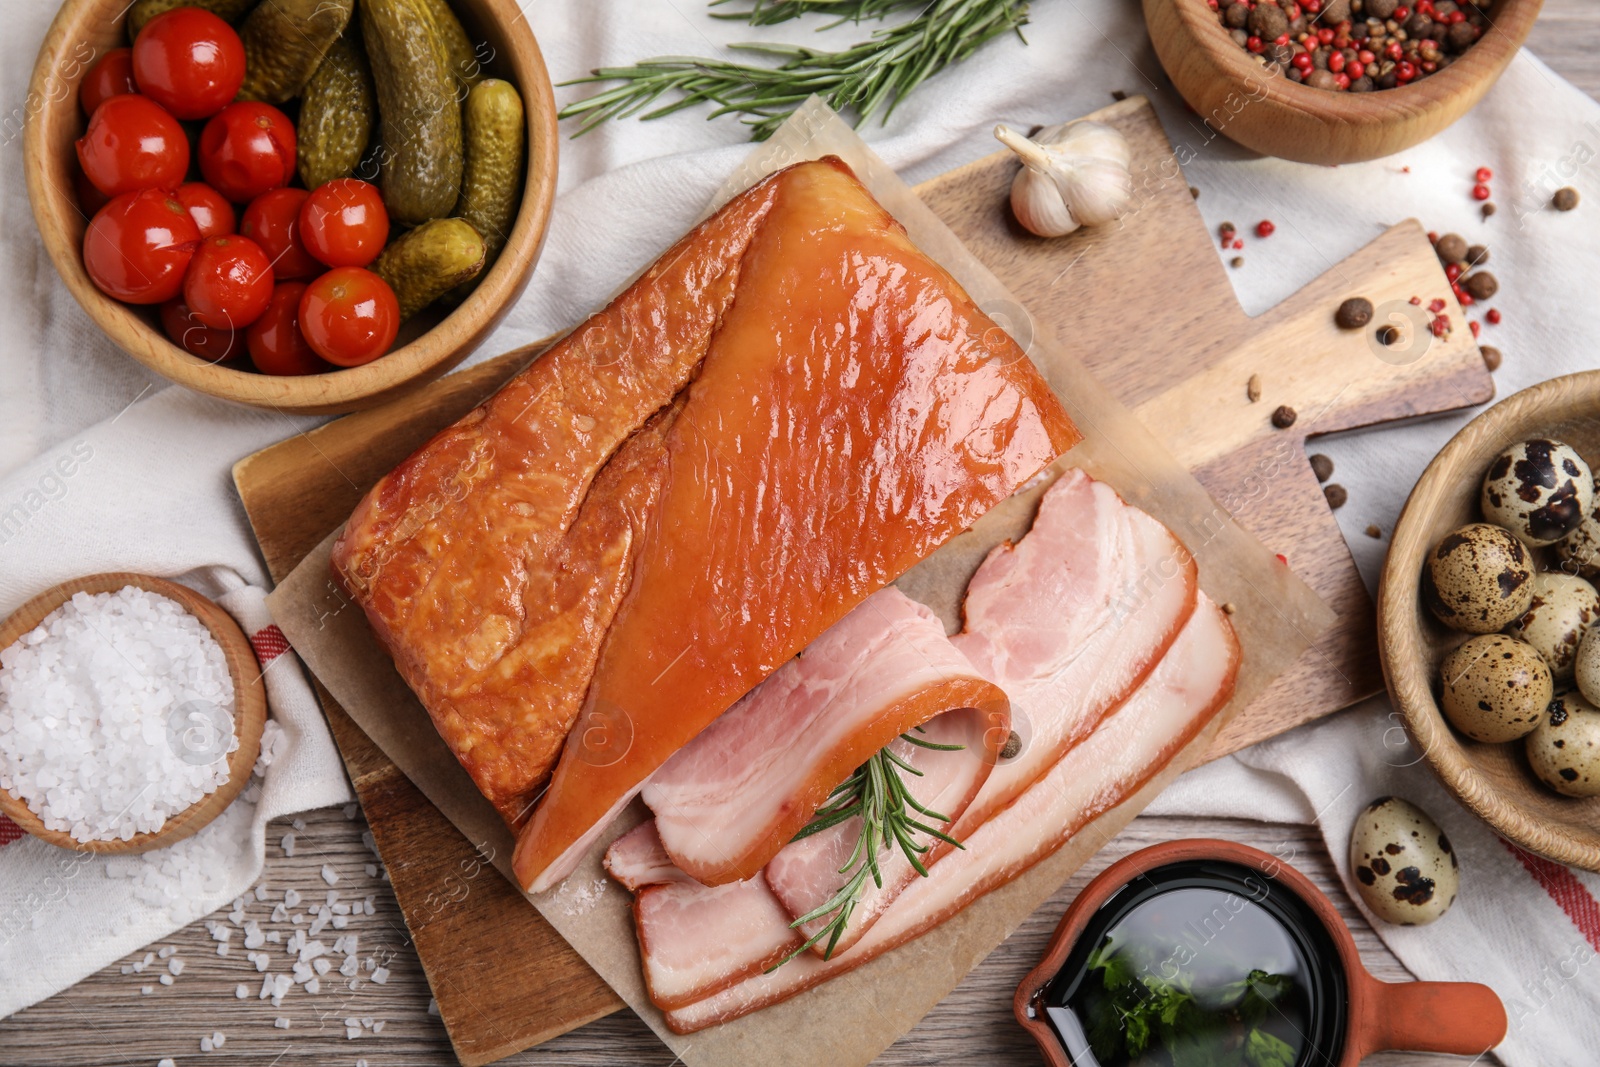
left=267, top=99, right=1334, bottom=1066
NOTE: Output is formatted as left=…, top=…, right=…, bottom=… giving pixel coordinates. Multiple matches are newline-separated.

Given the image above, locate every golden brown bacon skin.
left=331, top=157, right=1080, bottom=856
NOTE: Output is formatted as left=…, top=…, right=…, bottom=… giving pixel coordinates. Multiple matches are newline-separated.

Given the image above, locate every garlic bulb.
left=995, top=121, right=1134, bottom=238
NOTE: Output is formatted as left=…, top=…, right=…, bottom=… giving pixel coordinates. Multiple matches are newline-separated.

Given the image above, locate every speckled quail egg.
left=1349, top=797, right=1459, bottom=926
left=1438, top=634, right=1552, bottom=742
left=1526, top=690, right=1600, bottom=798
left=1555, top=506, right=1600, bottom=579
left=1424, top=523, right=1535, bottom=633
left=1574, top=627, right=1600, bottom=707
left=1481, top=439, right=1594, bottom=546
left=1504, top=572, right=1600, bottom=682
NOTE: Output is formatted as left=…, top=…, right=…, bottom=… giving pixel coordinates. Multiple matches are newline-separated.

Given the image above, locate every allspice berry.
left=1322, top=0, right=1352, bottom=20
left=1466, top=244, right=1489, bottom=267
left=1377, top=324, right=1402, bottom=346
left=1224, top=1, right=1251, bottom=27
left=1435, top=233, right=1468, bottom=265
left=1335, top=296, right=1374, bottom=329
left=1271, top=405, right=1298, bottom=429
left=1446, top=20, right=1477, bottom=51
left=1306, top=70, right=1340, bottom=91
left=1365, top=524, right=1383, bottom=539
left=1366, top=0, right=1399, bottom=19
left=1481, top=345, right=1502, bottom=371
left=1324, top=484, right=1349, bottom=509
left=1310, top=453, right=1334, bottom=482
left=1463, top=271, right=1498, bottom=300
left=1554, top=187, right=1580, bottom=211
left=1482, top=202, right=1497, bottom=218
left=1248, top=1, right=1289, bottom=39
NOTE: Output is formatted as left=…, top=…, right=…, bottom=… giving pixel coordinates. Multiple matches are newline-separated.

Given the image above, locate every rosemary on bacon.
left=769, top=730, right=965, bottom=969
left=557, top=0, right=1032, bottom=141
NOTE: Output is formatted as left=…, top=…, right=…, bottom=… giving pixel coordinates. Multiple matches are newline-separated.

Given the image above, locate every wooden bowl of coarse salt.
left=0, top=573, right=267, bottom=854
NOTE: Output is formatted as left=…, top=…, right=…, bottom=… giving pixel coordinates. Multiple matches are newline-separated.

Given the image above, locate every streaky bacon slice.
left=516, top=159, right=1079, bottom=892
left=762, top=708, right=992, bottom=958
left=946, top=468, right=1197, bottom=841
left=605, top=822, right=801, bottom=1009
left=643, top=587, right=1008, bottom=887
left=663, top=595, right=1240, bottom=1033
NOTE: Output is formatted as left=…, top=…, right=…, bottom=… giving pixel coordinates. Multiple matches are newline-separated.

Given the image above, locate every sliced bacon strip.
left=644, top=588, right=1007, bottom=887
left=762, top=708, right=989, bottom=958
left=662, top=595, right=1239, bottom=1033
left=947, top=469, right=1197, bottom=840
left=605, top=822, right=801, bottom=1009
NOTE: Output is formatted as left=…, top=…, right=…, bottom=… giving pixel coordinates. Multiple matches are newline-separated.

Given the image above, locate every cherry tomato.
left=80, top=48, right=137, bottom=116
left=174, top=181, right=235, bottom=239
left=298, top=179, right=389, bottom=268
left=247, top=282, right=334, bottom=375
left=74, top=163, right=111, bottom=217
left=161, top=296, right=242, bottom=363
left=198, top=101, right=296, bottom=203
left=131, top=8, right=246, bottom=121
left=240, top=188, right=322, bottom=280
left=298, top=267, right=399, bottom=367
left=76, top=95, right=189, bottom=197
left=82, top=188, right=200, bottom=303
left=182, top=235, right=274, bottom=329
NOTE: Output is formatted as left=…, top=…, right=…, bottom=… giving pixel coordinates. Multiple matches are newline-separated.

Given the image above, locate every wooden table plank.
left=5, top=14, right=1596, bottom=1063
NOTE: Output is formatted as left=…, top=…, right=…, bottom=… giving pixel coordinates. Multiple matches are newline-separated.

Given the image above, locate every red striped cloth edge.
left=1501, top=837, right=1600, bottom=952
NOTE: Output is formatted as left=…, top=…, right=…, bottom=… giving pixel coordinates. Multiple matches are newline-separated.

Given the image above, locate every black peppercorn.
left=1310, top=453, right=1334, bottom=482
left=1324, top=484, right=1349, bottom=509
left=1336, top=296, right=1374, bottom=329
left=1271, top=405, right=1298, bottom=429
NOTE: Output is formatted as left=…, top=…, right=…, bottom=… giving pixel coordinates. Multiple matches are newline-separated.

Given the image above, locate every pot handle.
left=1356, top=977, right=1507, bottom=1057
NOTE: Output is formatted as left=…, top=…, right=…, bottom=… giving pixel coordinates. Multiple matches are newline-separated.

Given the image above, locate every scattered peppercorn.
left=1475, top=166, right=1493, bottom=183
left=1190, top=186, right=1201, bottom=199
left=1481, top=202, right=1496, bottom=218
left=1310, top=453, right=1334, bottom=482
left=1231, top=256, right=1245, bottom=268
left=1435, top=233, right=1468, bottom=265
left=999, top=730, right=1023, bottom=760
left=1271, top=404, right=1298, bottom=429
left=1335, top=296, right=1374, bottom=329
left=1247, top=373, right=1263, bottom=402
left=1377, top=324, right=1402, bottom=346
left=1465, top=244, right=1488, bottom=267
left=1554, top=187, right=1580, bottom=211
left=1112, top=89, right=1129, bottom=101
left=1221, top=601, right=1237, bottom=615
left=1486, top=307, right=1502, bottom=325
left=1463, top=271, right=1497, bottom=300
left=1365, top=524, right=1382, bottom=539
left=1324, top=484, right=1349, bottom=508
left=1481, top=345, right=1502, bottom=371
left=1472, top=183, right=1491, bottom=201
left=1256, top=219, right=1276, bottom=238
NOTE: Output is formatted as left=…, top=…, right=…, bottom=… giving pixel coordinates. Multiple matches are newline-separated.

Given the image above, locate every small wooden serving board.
left=234, top=97, right=1491, bottom=1065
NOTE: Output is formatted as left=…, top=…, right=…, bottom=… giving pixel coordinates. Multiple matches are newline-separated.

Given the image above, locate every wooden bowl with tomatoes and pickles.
left=25, top=0, right=558, bottom=416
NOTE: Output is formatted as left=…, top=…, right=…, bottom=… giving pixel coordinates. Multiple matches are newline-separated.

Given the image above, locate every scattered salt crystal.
left=346, top=1026, right=361, bottom=1040
left=158, top=947, right=175, bottom=959
left=216, top=944, right=229, bottom=957
left=339, top=956, right=358, bottom=977
left=292, top=913, right=304, bottom=925
left=141, top=986, right=154, bottom=996
left=211, top=926, right=232, bottom=943
left=356, top=1060, right=368, bottom=1067
left=143, top=952, right=155, bottom=966
left=292, top=962, right=313, bottom=983
left=280, top=833, right=296, bottom=857
left=371, top=1020, right=385, bottom=1033
left=265, top=931, right=280, bottom=943
left=292, top=817, right=306, bottom=831
left=320, top=865, right=339, bottom=886
left=370, top=967, right=389, bottom=985
left=361, top=831, right=377, bottom=856
left=234, top=984, right=247, bottom=999
left=274, top=1017, right=290, bottom=1029
left=258, top=975, right=274, bottom=999
left=0, top=587, right=237, bottom=842
left=313, top=958, right=331, bottom=976
left=343, top=803, right=359, bottom=820
left=253, top=884, right=268, bottom=901
left=305, top=977, right=321, bottom=994
left=364, top=958, right=375, bottom=972
left=326, top=890, right=339, bottom=905
left=427, top=998, right=439, bottom=1016
left=199, top=1036, right=213, bottom=1053
left=332, top=915, right=348, bottom=930
left=363, top=864, right=377, bottom=878
left=363, top=897, right=375, bottom=916
left=212, top=1033, right=224, bottom=1049
left=158, top=1059, right=176, bottom=1067
left=273, top=973, right=292, bottom=997
left=121, top=964, right=134, bottom=975
left=360, top=1016, right=374, bottom=1028
left=283, top=888, right=301, bottom=907
left=168, top=958, right=184, bottom=976
left=159, top=974, right=174, bottom=986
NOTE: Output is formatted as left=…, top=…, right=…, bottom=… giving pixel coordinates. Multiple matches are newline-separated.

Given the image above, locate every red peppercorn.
left=1445, top=263, right=1462, bottom=281
left=1287, top=3, right=1302, bottom=17
left=1233, top=239, right=1244, bottom=249
left=1304, top=0, right=1320, bottom=10
left=1247, top=35, right=1264, bottom=52
left=1429, top=298, right=1446, bottom=313
left=1294, top=52, right=1314, bottom=71
left=1475, top=166, right=1493, bottom=183
left=1427, top=231, right=1439, bottom=243
left=1276, top=33, right=1291, bottom=45
left=1421, top=60, right=1437, bottom=73
left=1472, top=183, right=1491, bottom=200
left=1328, top=51, right=1346, bottom=73
left=1318, top=27, right=1335, bottom=43
left=1487, top=308, right=1502, bottom=325
left=1459, top=290, right=1475, bottom=306
left=1469, top=320, right=1481, bottom=338
left=1396, top=60, right=1417, bottom=81
left=1409, top=296, right=1422, bottom=305
left=1347, top=61, right=1365, bottom=79
left=1275, top=553, right=1288, bottom=565
left=1387, top=42, right=1404, bottom=59
left=1394, top=5, right=1409, bottom=17
left=1255, top=220, right=1275, bottom=238
left=1448, top=9, right=1466, bottom=22
left=1430, top=315, right=1449, bottom=337
left=1358, top=49, right=1375, bottom=64
left=1208, top=0, right=1219, bottom=9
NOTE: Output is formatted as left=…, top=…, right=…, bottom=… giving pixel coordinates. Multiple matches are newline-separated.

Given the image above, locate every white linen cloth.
left=0, top=0, right=1597, bottom=1060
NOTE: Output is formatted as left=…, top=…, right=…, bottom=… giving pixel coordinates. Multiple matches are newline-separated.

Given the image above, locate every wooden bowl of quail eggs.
left=1380, top=373, right=1600, bottom=872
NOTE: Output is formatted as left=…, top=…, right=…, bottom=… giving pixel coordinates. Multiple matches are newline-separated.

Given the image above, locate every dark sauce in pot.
left=1040, top=860, right=1347, bottom=1067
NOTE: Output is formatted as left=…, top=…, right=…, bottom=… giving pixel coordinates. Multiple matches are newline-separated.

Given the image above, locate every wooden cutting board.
left=232, top=96, right=1491, bottom=1065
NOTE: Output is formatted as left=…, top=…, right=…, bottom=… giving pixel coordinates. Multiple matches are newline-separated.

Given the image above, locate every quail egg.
left=1574, top=627, right=1600, bottom=707
left=1504, top=572, right=1600, bottom=682
left=1526, top=691, right=1600, bottom=798
left=1424, top=523, right=1535, bottom=633
left=1555, top=506, right=1600, bottom=579
left=1349, top=797, right=1459, bottom=925
left=1438, top=634, right=1552, bottom=742
left=1481, top=438, right=1594, bottom=546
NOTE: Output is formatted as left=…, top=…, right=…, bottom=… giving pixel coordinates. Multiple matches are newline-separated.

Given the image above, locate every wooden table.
left=5, top=14, right=1596, bottom=1064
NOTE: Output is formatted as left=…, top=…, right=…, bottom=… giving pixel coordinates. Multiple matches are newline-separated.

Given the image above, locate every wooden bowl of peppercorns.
left=1144, top=0, right=1543, bottom=165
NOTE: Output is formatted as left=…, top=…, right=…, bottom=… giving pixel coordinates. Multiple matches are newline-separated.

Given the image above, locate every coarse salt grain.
left=274, top=1017, right=290, bottom=1029
left=0, top=588, right=237, bottom=842
left=321, top=864, right=339, bottom=886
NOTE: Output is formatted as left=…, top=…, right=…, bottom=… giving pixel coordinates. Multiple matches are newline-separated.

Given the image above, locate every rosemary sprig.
left=769, top=730, right=965, bottom=969
left=557, top=0, right=1031, bottom=141
left=709, top=0, right=928, bottom=27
